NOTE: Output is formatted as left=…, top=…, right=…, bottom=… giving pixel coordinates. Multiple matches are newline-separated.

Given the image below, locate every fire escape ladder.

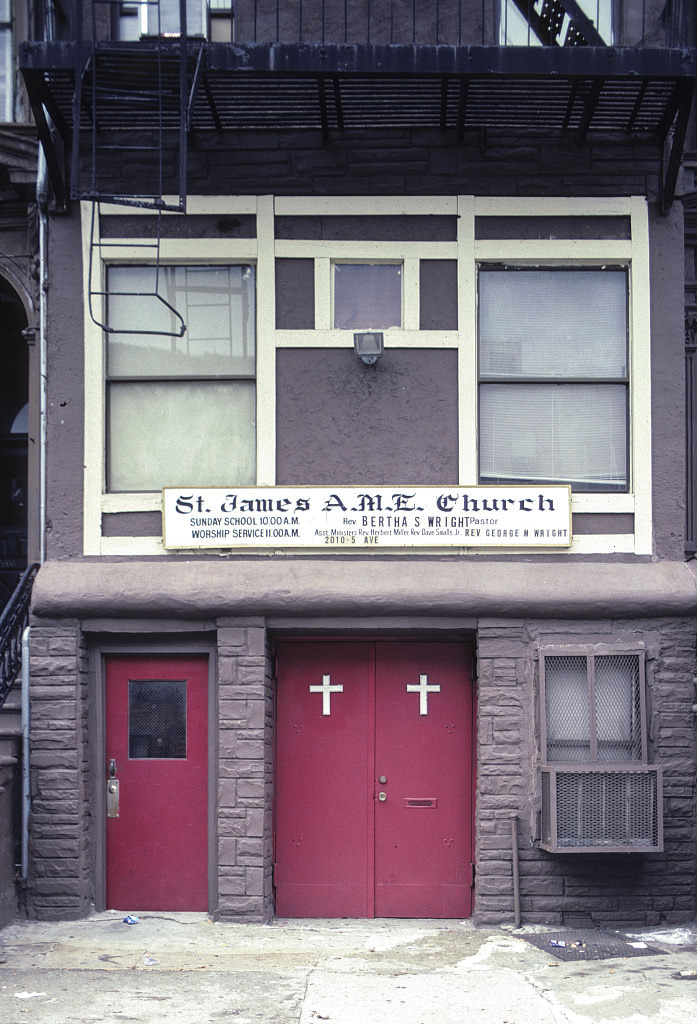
left=86, top=200, right=187, bottom=338
left=75, top=1, right=197, bottom=336
left=68, top=0, right=194, bottom=212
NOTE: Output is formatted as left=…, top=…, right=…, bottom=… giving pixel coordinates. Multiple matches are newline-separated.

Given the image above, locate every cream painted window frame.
left=82, top=195, right=651, bottom=557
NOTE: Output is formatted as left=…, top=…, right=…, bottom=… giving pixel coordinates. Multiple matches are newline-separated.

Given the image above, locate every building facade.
left=10, top=0, right=697, bottom=925
left=0, top=0, right=40, bottom=925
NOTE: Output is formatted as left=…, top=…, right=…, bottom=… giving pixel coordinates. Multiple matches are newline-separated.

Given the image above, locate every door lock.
left=379, top=775, right=387, bottom=784
left=106, top=759, right=120, bottom=818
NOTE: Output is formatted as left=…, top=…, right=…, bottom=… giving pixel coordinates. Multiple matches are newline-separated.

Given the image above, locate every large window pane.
left=479, top=382, right=627, bottom=490
left=479, top=269, right=627, bottom=379
left=107, top=265, right=255, bottom=377
left=333, top=263, right=402, bottom=330
left=108, top=380, right=255, bottom=491
left=148, top=0, right=204, bottom=36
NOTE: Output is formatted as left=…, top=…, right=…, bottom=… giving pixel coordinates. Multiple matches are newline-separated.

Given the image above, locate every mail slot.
left=404, top=797, right=438, bottom=808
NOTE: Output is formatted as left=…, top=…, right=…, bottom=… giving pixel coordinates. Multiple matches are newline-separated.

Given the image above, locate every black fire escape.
left=18, top=0, right=697, bottom=214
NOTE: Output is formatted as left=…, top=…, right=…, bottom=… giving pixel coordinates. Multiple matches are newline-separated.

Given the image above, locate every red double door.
left=105, top=656, right=209, bottom=912
left=275, top=641, right=474, bottom=918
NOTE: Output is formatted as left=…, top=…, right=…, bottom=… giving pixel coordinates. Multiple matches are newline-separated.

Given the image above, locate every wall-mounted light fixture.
left=353, top=331, right=384, bottom=366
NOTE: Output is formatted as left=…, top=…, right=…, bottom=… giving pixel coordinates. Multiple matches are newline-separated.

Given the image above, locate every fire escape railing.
left=19, top=0, right=697, bottom=211
left=0, top=564, right=39, bottom=711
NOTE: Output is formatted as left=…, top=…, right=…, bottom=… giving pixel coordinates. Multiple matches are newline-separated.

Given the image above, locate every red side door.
left=275, top=640, right=473, bottom=918
left=105, top=655, right=209, bottom=912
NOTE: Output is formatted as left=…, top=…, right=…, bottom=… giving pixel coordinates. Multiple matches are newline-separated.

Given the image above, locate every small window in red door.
left=128, top=679, right=187, bottom=759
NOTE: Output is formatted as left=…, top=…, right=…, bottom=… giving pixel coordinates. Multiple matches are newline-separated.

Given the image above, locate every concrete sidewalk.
left=1, top=914, right=696, bottom=1024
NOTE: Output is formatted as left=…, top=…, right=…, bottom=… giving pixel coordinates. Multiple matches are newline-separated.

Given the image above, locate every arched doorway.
left=0, top=276, right=28, bottom=609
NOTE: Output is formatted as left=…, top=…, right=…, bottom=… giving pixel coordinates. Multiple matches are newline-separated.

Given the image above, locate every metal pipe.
left=24, top=46, right=51, bottom=879
left=21, top=627, right=31, bottom=881
left=511, top=814, right=521, bottom=928
left=37, top=146, right=48, bottom=566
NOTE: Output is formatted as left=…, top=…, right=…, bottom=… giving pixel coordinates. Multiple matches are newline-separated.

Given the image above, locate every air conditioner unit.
left=540, top=765, right=663, bottom=854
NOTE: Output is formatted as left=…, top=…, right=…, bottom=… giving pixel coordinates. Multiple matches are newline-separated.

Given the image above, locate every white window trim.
left=82, top=195, right=651, bottom=557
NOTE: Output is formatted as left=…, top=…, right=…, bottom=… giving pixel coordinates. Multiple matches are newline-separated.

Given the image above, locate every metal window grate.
left=540, top=649, right=658, bottom=853
left=541, top=766, right=663, bottom=853
left=542, top=651, right=646, bottom=763
left=594, top=654, right=642, bottom=762
left=544, top=655, right=591, bottom=762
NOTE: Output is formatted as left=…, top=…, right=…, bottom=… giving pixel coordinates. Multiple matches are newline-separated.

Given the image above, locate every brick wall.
left=475, top=617, right=697, bottom=928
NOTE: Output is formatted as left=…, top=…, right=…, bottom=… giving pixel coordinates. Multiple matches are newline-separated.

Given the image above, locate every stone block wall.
left=86, top=127, right=663, bottom=206
left=216, top=620, right=271, bottom=921
left=22, top=613, right=696, bottom=925
left=475, top=617, right=697, bottom=928
left=27, top=618, right=91, bottom=919
left=0, top=748, right=19, bottom=925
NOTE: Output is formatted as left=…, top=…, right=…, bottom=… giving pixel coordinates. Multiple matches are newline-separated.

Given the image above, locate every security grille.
left=540, top=766, right=663, bottom=853
left=539, top=648, right=661, bottom=853
left=543, top=654, right=591, bottom=762
left=541, top=651, right=647, bottom=763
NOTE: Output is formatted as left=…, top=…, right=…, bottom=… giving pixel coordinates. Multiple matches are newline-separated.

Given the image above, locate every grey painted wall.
left=276, top=348, right=459, bottom=485
left=45, top=213, right=85, bottom=561
left=649, top=202, right=687, bottom=561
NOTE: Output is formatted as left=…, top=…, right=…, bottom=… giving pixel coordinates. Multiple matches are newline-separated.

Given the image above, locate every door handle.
left=377, top=792, right=387, bottom=802
left=107, top=759, right=120, bottom=818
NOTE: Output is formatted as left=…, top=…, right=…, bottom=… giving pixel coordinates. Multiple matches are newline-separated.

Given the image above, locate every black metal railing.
left=51, top=0, right=694, bottom=48
left=0, top=563, right=38, bottom=710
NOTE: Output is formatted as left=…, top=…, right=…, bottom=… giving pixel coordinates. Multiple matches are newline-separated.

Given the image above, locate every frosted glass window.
left=545, top=656, right=591, bottom=762
left=107, top=266, right=255, bottom=376
left=478, top=268, right=629, bottom=492
left=595, top=656, right=642, bottom=761
left=106, top=264, right=256, bottom=492
left=544, top=653, right=644, bottom=764
left=333, top=264, right=402, bottom=330
left=108, top=381, right=255, bottom=491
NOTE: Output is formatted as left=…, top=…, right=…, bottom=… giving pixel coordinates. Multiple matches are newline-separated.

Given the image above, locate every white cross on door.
left=309, top=674, right=343, bottom=716
left=406, top=674, right=441, bottom=716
